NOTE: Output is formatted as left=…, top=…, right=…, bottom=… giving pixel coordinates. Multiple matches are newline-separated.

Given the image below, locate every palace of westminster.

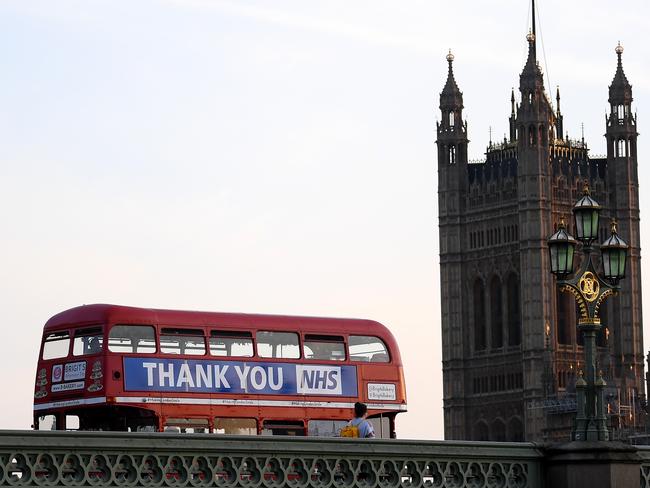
left=436, top=6, right=644, bottom=441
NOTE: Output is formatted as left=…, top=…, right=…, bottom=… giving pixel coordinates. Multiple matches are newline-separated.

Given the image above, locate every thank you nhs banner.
left=123, top=357, right=358, bottom=396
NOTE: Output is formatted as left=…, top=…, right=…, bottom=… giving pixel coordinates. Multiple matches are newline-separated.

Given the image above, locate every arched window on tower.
left=507, top=274, right=521, bottom=346
left=617, top=104, right=625, bottom=120
left=616, top=139, right=627, bottom=157
left=507, top=417, right=524, bottom=442
left=529, top=126, right=535, bottom=147
left=490, top=276, right=503, bottom=349
left=474, top=280, right=486, bottom=351
left=491, top=419, right=506, bottom=442
left=449, top=111, right=455, bottom=127
left=473, top=421, right=489, bottom=441
left=448, top=145, right=456, bottom=164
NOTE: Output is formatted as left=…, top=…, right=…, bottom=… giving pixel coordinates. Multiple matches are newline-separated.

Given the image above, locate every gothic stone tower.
left=436, top=22, right=643, bottom=441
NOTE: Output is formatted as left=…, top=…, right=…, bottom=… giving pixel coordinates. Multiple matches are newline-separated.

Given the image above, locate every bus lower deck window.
left=262, top=420, right=305, bottom=436
left=348, top=335, right=390, bottom=362
left=108, top=325, right=156, bottom=353
left=42, top=331, right=70, bottom=360
left=164, top=417, right=209, bottom=433
left=214, top=418, right=257, bottom=435
left=368, top=416, right=391, bottom=439
left=308, top=420, right=347, bottom=437
left=257, top=331, right=300, bottom=359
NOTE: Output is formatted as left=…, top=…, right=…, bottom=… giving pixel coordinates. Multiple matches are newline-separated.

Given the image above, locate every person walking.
left=340, top=402, right=375, bottom=438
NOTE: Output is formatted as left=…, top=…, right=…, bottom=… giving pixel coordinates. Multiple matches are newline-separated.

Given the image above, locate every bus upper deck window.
left=209, top=331, right=253, bottom=357
left=42, top=331, right=70, bottom=360
left=108, top=325, right=156, bottom=353
left=348, top=335, right=390, bottom=362
left=73, top=327, right=103, bottom=356
left=257, top=331, right=300, bottom=359
left=160, top=328, right=206, bottom=355
left=303, top=334, right=345, bottom=361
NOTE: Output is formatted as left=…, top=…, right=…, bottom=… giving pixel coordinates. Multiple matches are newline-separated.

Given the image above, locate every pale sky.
left=0, top=0, right=648, bottom=440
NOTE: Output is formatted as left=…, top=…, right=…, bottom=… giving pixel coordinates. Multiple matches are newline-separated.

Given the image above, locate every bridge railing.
left=0, top=431, right=543, bottom=487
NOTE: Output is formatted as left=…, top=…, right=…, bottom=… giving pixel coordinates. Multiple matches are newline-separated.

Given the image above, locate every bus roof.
left=43, top=304, right=402, bottom=363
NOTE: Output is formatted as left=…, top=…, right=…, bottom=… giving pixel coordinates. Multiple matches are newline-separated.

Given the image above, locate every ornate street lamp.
left=573, top=183, right=601, bottom=245
left=600, top=221, right=628, bottom=284
left=548, top=218, right=576, bottom=277
left=547, top=182, right=629, bottom=441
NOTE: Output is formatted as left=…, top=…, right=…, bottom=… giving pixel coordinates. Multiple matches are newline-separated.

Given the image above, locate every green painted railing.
left=0, top=431, right=543, bottom=487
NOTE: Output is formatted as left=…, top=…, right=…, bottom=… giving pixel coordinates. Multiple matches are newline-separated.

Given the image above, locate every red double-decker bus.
left=33, top=304, right=407, bottom=437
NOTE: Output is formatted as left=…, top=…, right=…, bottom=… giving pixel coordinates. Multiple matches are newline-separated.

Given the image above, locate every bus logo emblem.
left=52, top=365, right=63, bottom=383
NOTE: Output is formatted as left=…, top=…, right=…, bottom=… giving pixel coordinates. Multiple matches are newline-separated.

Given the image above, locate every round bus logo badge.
left=52, top=365, right=63, bottom=383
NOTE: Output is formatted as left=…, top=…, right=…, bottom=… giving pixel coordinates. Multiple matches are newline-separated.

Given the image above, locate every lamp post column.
left=580, top=318, right=600, bottom=441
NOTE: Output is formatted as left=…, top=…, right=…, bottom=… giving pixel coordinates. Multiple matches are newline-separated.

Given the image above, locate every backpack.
left=339, top=423, right=359, bottom=438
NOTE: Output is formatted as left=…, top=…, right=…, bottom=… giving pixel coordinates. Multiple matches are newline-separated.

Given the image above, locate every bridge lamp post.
left=547, top=183, right=628, bottom=441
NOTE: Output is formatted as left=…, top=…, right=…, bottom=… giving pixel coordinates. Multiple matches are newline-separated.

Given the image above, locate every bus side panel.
left=357, top=364, right=406, bottom=406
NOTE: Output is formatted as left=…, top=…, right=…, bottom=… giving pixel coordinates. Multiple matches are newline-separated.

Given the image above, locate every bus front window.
left=73, top=327, right=103, bottom=356
left=66, top=415, right=80, bottom=431
left=38, top=415, right=56, bottom=431
left=42, top=331, right=70, bottom=360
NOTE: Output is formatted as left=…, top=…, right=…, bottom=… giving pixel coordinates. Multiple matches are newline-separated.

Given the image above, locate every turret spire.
left=441, top=50, right=462, bottom=103
left=522, top=0, right=540, bottom=86
left=555, top=85, right=564, bottom=140
left=440, top=50, right=464, bottom=114
left=606, top=41, right=636, bottom=157
left=609, top=42, right=632, bottom=105
left=436, top=49, right=468, bottom=167
left=509, top=88, right=517, bottom=142
left=519, top=0, right=546, bottom=98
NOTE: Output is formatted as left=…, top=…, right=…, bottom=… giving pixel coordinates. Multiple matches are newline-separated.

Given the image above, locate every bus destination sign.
left=123, top=358, right=358, bottom=396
